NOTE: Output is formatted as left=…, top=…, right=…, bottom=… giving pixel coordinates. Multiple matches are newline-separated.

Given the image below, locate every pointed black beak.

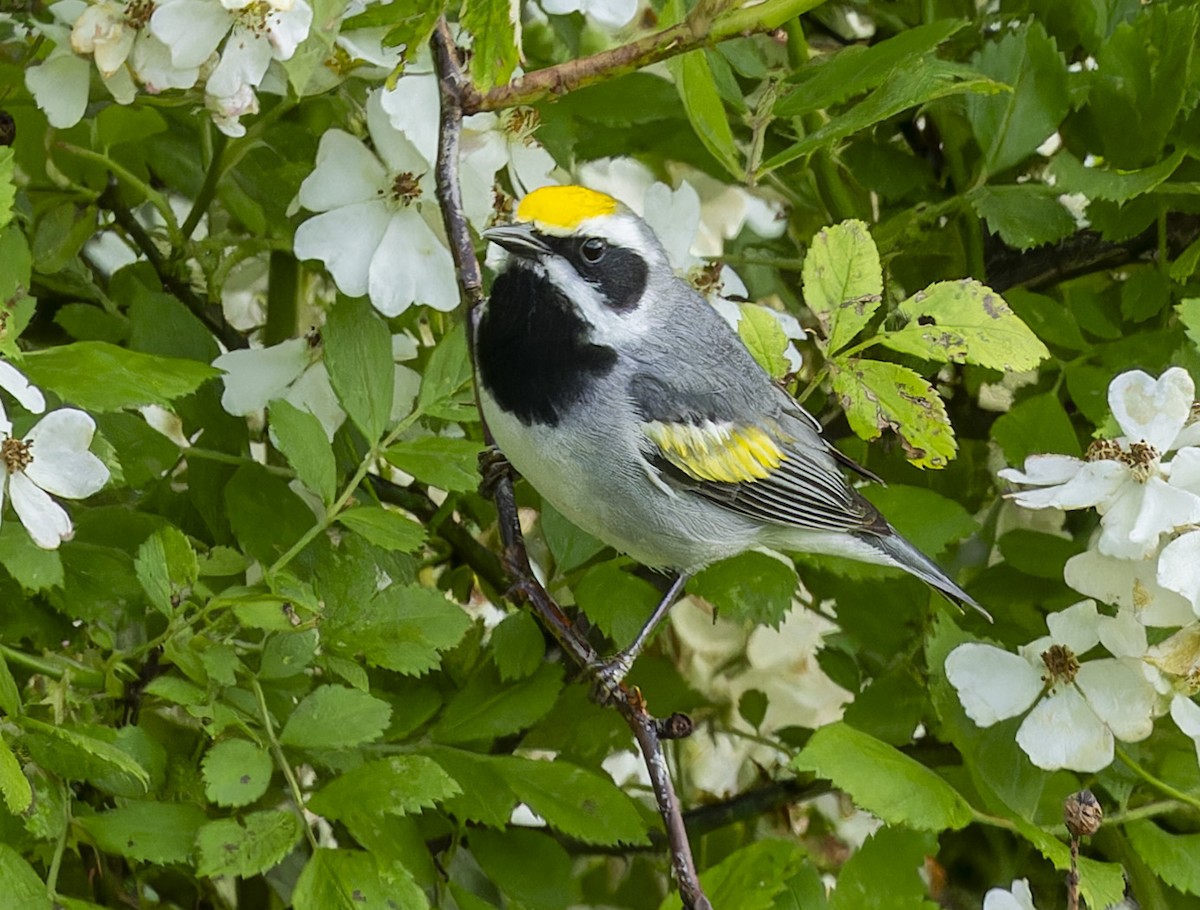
left=482, top=223, right=550, bottom=259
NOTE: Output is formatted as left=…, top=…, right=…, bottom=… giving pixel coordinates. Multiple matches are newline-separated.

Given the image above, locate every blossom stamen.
left=125, top=0, right=155, bottom=29
left=1, top=437, right=33, bottom=473
left=389, top=173, right=422, bottom=207
left=1041, top=644, right=1080, bottom=685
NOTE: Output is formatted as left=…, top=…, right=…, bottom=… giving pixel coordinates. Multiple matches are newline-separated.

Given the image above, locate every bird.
left=475, top=184, right=985, bottom=685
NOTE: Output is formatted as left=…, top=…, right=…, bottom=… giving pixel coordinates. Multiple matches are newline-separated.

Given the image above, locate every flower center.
left=689, top=261, right=724, bottom=295
left=1, top=437, right=32, bottom=473
left=501, top=108, right=542, bottom=146
left=124, top=0, right=155, bottom=28
left=389, top=173, right=422, bottom=207
left=234, top=1, right=273, bottom=33
left=1041, top=644, right=1080, bottom=685
left=1084, top=438, right=1159, bottom=481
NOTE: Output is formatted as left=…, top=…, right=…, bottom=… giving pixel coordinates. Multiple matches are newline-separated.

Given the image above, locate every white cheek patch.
left=540, top=255, right=653, bottom=348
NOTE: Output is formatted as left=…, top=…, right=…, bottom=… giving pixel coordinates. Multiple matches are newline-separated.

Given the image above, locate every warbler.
left=477, top=186, right=984, bottom=680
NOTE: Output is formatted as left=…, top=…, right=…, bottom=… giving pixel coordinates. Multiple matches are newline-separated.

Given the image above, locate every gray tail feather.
left=866, top=531, right=991, bottom=622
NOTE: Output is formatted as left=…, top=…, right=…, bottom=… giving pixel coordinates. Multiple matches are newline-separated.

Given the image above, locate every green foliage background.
left=3, top=0, right=1200, bottom=908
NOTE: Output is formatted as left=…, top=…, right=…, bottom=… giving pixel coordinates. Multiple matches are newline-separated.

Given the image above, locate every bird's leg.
left=478, top=446, right=514, bottom=498
left=591, top=572, right=689, bottom=699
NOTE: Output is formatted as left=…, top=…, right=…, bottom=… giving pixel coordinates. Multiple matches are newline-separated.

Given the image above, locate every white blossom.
left=946, top=601, right=1157, bottom=772
left=0, top=361, right=47, bottom=430
left=1063, top=549, right=1197, bottom=627
left=983, top=879, right=1038, bottom=910
left=0, top=410, right=111, bottom=549
left=70, top=0, right=198, bottom=89
left=540, top=0, right=639, bottom=29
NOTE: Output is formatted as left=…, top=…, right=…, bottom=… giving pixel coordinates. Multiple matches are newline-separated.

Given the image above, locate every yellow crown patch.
left=516, top=186, right=618, bottom=233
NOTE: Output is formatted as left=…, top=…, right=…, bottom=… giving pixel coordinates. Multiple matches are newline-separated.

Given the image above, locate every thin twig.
left=431, top=20, right=711, bottom=909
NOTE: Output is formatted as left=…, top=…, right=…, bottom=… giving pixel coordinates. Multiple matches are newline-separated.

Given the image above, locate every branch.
left=464, top=0, right=826, bottom=113
left=431, top=21, right=711, bottom=909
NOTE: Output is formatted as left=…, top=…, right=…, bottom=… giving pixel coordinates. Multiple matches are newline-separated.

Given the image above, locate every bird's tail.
left=863, top=530, right=991, bottom=621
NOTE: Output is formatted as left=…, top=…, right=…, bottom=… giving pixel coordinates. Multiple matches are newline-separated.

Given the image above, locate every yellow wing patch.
left=645, top=420, right=787, bottom=484
left=516, top=186, right=618, bottom=234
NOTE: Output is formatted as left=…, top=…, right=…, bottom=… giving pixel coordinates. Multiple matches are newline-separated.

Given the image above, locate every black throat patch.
left=477, top=264, right=618, bottom=427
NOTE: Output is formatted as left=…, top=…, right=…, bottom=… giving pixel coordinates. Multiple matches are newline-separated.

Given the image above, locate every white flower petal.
left=1109, top=367, right=1194, bottom=453
left=1170, top=694, right=1200, bottom=738
left=206, top=26, right=273, bottom=97
left=1016, top=687, right=1113, bottom=772
left=25, top=52, right=91, bottom=129
left=998, top=454, right=1087, bottom=487
left=9, top=471, right=74, bottom=549
left=1126, top=476, right=1200, bottom=550
left=0, top=362, right=45, bottom=415
left=1064, top=548, right=1195, bottom=627
left=150, top=0, right=232, bottom=69
left=1168, top=446, right=1200, bottom=493
left=1158, top=531, right=1200, bottom=616
left=1097, top=609, right=1148, bottom=658
left=1008, top=460, right=1127, bottom=511
left=983, top=880, right=1037, bottom=910
left=283, top=362, right=344, bottom=440
left=644, top=181, right=702, bottom=270
left=366, top=208, right=458, bottom=315
left=298, top=130, right=387, bottom=212
left=507, top=141, right=557, bottom=196
left=945, top=643, right=1043, bottom=726
left=131, top=33, right=200, bottom=91
left=294, top=201, right=390, bottom=298
left=213, top=338, right=309, bottom=415
left=1045, top=600, right=1101, bottom=654
left=24, top=411, right=109, bottom=499
left=265, top=0, right=311, bottom=59
left=1075, top=658, right=1156, bottom=742
left=377, top=77, right=439, bottom=171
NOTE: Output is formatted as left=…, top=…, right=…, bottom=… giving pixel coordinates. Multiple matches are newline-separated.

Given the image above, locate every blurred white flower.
left=984, top=879, right=1038, bottom=910
left=0, top=362, right=47, bottom=430
left=0, top=410, right=110, bottom=549
left=541, top=0, right=639, bottom=29
left=946, top=601, right=1157, bottom=772
left=294, top=91, right=458, bottom=316
left=999, top=368, right=1200, bottom=558
left=1063, top=548, right=1197, bottom=627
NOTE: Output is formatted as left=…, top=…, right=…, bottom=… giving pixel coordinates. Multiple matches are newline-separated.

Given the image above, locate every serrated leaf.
left=462, top=0, right=518, bottom=90
left=384, top=436, right=485, bottom=492
left=1049, top=150, right=1184, bottom=204
left=0, top=734, right=31, bottom=814
left=0, top=148, right=14, bottom=232
left=969, top=185, right=1077, bottom=250
left=497, top=756, right=649, bottom=846
left=0, top=844, right=51, bottom=910
left=668, top=50, right=741, bottom=179
left=278, top=685, right=392, bottom=750
left=76, top=801, right=207, bottom=864
left=18, top=719, right=150, bottom=788
left=793, top=723, right=973, bottom=830
left=336, top=507, right=425, bottom=553
left=689, top=552, right=797, bottom=628
left=830, top=359, right=956, bottom=469
left=879, top=280, right=1049, bottom=372
left=293, top=849, right=427, bottom=910
left=432, top=662, right=562, bottom=744
left=270, top=398, right=337, bottom=504
left=324, top=584, right=472, bottom=675
left=344, top=0, right=444, bottom=51
left=308, top=756, right=461, bottom=823
left=1178, top=299, right=1200, bottom=353
left=134, top=526, right=198, bottom=617
left=776, top=19, right=968, bottom=117
left=20, top=342, right=217, bottom=412
left=762, top=59, right=1002, bottom=174
left=661, top=839, right=808, bottom=910
left=471, top=828, right=578, bottom=910
left=196, top=810, right=302, bottom=878
left=737, top=303, right=791, bottom=379
left=965, top=22, right=1069, bottom=175
left=202, top=739, right=273, bottom=807
left=425, top=747, right=518, bottom=828
left=490, top=610, right=545, bottom=681
left=575, top=561, right=662, bottom=648
left=828, top=827, right=939, bottom=910
left=418, top=324, right=475, bottom=420
left=802, top=220, right=883, bottom=353
left=0, top=522, right=63, bottom=592
left=1125, top=820, right=1200, bottom=895
left=324, top=297, right=394, bottom=441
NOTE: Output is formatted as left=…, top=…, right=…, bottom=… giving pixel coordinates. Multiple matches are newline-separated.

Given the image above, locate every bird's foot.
left=478, top=446, right=514, bottom=498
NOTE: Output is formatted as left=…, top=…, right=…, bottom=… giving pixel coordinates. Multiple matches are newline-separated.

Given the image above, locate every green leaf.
left=32, top=203, right=97, bottom=274
left=18, top=719, right=150, bottom=788
left=828, top=827, right=940, bottom=910
left=965, top=22, right=1069, bottom=175
left=858, top=485, right=977, bottom=556
left=879, top=280, right=1050, bottom=372
left=969, top=185, right=1077, bottom=250
left=325, top=584, right=472, bottom=675
left=498, top=756, right=649, bottom=846
left=282, top=0, right=341, bottom=94
left=1049, top=149, right=1184, bottom=204
left=0, top=148, right=14, bottom=232
left=196, top=810, right=303, bottom=878
left=998, top=530, right=1085, bottom=580
left=489, top=610, right=545, bottom=681
left=202, top=739, right=274, bottom=807
left=801, top=220, right=883, bottom=353
left=134, top=526, right=198, bottom=617
left=294, top=849, right=427, bottom=910
left=1126, top=820, right=1200, bottom=895
left=432, top=661, right=562, bottom=745
left=575, top=561, right=662, bottom=648
left=225, top=463, right=313, bottom=565
left=336, top=507, right=425, bottom=553
left=0, top=733, right=32, bottom=814
left=991, top=392, right=1081, bottom=464
left=665, top=839, right=808, bottom=910
left=470, top=827, right=579, bottom=910
left=384, top=436, right=484, bottom=492
left=689, top=552, right=797, bottom=628
left=762, top=59, right=1002, bottom=174
left=737, top=303, right=791, bottom=379
left=323, top=297, right=394, bottom=441
left=462, top=0, right=519, bottom=90
left=793, top=723, right=973, bottom=830
left=308, top=755, right=461, bottom=822
left=0, top=227, right=33, bottom=354
left=75, top=801, right=207, bottom=864
left=0, top=652, right=18, bottom=716
left=0, top=844, right=52, bottom=910
left=540, top=503, right=607, bottom=574
left=1005, top=289, right=1087, bottom=351
left=424, top=747, right=518, bottom=828
left=830, top=359, right=956, bottom=469
left=1178, top=299, right=1200, bottom=353
left=0, top=522, right=63, bottom=592
left=418, top=324, right=475, bottom=421
left=270, top=398, right=337, bottom=504
left=20, top=342, right=218, bottom=412
left=775, top=19, right=968, bottom=117
left=667, top=50, right=741, bottom=179
left=345, top=0, right=444, bottom=51
left=278, top=685, right=392, bottom=750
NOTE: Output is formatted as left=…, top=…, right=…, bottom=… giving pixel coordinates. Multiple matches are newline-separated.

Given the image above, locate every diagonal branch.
left=431, top=19, right=711, bottom=910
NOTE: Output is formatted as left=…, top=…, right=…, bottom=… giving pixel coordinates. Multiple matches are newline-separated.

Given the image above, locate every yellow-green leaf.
left=801, top=220, right=883, bottom=354
left=667, top=50, right=741, bottom=180
left=462, top=0, right=519, bottom=91
left=878, top=279, right=1049, bottom=372
left=736, top=303, right=790, bottom=379
left=831, top=358, right=956, bottom=468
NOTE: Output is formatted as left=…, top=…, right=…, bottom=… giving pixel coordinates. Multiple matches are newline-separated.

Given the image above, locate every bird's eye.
left=580, top=237, right=608, bottom=264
